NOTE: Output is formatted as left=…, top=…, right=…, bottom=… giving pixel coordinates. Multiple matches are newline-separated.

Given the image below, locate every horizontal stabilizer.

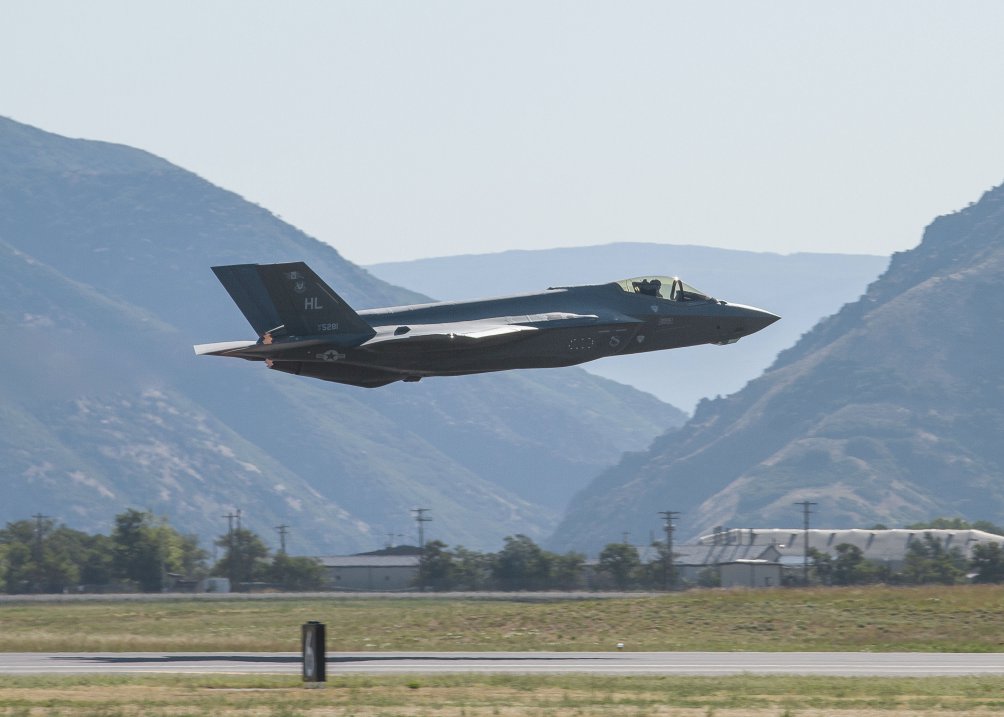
left=193, top=340, right=257, bottom=356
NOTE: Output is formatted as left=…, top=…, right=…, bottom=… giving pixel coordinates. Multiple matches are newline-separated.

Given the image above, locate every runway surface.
left=3, top=651, right=1004, bottom=677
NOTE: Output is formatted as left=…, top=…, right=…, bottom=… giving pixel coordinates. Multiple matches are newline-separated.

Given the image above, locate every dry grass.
left=2, top=585, right=1004, bottom=653
left=3, top=673, right=1004, bottom=716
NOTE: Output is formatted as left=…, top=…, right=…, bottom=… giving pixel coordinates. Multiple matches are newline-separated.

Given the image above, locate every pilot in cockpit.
left=633, top=278, right=662, bottom=297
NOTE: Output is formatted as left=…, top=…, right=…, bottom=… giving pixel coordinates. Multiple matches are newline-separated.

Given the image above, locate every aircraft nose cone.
left=744, top=306, right=781, bottom=334
left=720, top=303, right=780, bottom=340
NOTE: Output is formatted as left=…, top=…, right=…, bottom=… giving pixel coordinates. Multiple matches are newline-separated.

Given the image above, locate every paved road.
left=3, top=652, right=1004, bottom=677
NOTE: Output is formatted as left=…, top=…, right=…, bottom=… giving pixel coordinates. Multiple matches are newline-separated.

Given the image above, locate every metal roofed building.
left=636, top=542, right=782, bottom=585
left=317, top=554, right=420, bottom=591
left=694, top=528, right=1004, bottom=571
left=631, top=527, right=1004, bottom=587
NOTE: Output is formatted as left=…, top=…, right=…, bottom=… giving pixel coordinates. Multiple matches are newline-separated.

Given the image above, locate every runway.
left=3, top=651, right=1004, bottom=677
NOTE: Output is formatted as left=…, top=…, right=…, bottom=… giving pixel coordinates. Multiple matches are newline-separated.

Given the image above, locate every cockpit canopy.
left=614, top=276, right=712, bottom=302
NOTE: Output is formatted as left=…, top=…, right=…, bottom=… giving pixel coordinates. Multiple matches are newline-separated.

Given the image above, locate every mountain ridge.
left=549, top=180, right=1004, bottom=553
left=0, top=116, right=682, bottom=553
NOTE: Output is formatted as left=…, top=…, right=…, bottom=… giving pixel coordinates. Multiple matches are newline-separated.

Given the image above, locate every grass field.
left=1, top=584, right=1004, bottom=653
left=2, top=673, right=1004, bottom=716
left=4, top=586, right=1004, bottom=715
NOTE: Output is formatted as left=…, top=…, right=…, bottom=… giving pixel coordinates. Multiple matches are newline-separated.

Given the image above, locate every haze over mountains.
left=0, top=116, right=681, bottom=553
left=368, top=246, right=887, bottom=408
left=7, top=114, right=1002, bottom=562
left=551, top=181, right=1004, bottom=553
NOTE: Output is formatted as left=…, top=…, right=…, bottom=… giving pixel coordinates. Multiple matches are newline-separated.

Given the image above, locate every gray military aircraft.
left=195, top=262, right=779, bottom=388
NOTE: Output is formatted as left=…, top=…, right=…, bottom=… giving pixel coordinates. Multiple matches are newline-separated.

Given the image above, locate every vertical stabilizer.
left=211, top=262, right=375, bottom=343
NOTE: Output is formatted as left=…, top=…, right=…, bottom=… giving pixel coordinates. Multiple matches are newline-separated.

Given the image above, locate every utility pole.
left=658, top=511, right=680, bottom=590
left=411, top=508, right=432, bottom=551
left=412, top=508, right=432, bottom=593
left=621, top=532, right=631, bottom=545
left=223, top=510, right=239, bottom=586
left=275, top=524, right=289, bottom=555
left=223, top=511, right=238, bottom=537
left=795, top=501, right=817, bottom=586
left=31, top=513, right=49, bottom=558
left=30, top=514, right=50, bottom=591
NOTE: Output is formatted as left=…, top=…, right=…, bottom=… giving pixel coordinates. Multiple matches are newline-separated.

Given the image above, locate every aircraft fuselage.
left=196, top=264, right=779, bottom=388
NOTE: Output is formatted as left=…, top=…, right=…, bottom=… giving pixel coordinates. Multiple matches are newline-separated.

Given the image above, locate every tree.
left=452, top=546, right=491, bottom=590
left=1, top=512, right=204, bottom=595
left=900, top=533, right=965, bottom=585
left=550, top=551, right=586, bottom=590
left=417, top=540, right=456, bottom=591
left=491, top=535, right=552, bottom=590
left=1, top=518, right=81, bottom=594
left=214, top=527, right=270, bottom=587
left=112, top=510, right=171, bottom=592
left=50, top=526, right=113, bottom=588
left=807, top=547, right=833, bottom=586
left=639, top=540, right=677, bottom=589
left=831, top=543, right=879, bottom=585
left=970, top=543, right=1004, bottom=583
left=597, top=542, right=641, bottom=590
left=266, top=553, right=325, bottom=591
left=159, top=529, right=208, bottom=581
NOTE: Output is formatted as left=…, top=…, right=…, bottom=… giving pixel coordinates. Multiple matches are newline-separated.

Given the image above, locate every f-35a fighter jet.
left=195, top=262, right=779, bottom=388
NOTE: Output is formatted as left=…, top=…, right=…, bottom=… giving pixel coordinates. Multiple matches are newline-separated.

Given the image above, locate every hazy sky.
left=4, top=1, right=1004, bottom=265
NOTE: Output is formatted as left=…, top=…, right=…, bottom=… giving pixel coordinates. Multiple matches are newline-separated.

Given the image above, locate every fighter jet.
left=195, top=262, right=779, bottom=388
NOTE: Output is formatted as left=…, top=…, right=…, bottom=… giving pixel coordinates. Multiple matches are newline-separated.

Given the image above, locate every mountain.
left=549, top=180, right=1004, bottom=553
left=0, top=116, right=683, bottom=553
left=367, top=245, right=887, bottom=409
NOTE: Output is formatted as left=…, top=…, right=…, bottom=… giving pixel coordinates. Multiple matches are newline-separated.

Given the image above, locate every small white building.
left=719, top=559, right=783, bottom=588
